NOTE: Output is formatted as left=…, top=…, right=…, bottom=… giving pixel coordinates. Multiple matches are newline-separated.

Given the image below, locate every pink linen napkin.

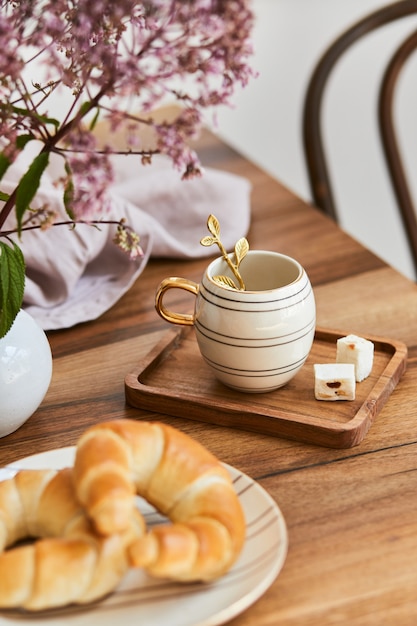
left=3, top=153, right=251, bottom=330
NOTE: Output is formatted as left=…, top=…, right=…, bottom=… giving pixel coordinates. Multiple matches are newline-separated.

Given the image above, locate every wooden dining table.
left=2, top=129, right=417, bottom=625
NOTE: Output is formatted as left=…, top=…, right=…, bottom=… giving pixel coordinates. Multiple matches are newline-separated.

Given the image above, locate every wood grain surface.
left=2, top=129, right=417, bottom=625
left=125, top=326, right=407, bottom=448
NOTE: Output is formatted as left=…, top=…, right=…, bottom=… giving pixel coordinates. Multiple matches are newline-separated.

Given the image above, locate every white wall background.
left=211, top=0, right=417, bottom=281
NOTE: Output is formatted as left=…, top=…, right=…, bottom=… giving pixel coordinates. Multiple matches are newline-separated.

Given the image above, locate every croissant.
left=73, top=419, right=246, bottom=581
left=0, top=467, right=145, bottom=611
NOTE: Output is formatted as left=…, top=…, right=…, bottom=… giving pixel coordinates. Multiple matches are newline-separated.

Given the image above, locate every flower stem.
left=0, top=88, right=107, bottom=231
left=0, top=188, right=18, bottom=230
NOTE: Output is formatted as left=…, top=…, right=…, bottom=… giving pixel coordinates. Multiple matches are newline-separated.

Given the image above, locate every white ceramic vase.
left=0, top=309, right=52, bottom=437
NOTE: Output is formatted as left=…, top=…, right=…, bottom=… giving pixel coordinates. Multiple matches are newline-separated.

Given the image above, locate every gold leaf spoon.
left=200, top=214, right=249, bottom=290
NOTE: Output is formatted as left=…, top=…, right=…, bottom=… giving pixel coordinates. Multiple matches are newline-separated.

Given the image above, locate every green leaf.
left=0, top=153, right=11, bottom=181
left=88, top=108, right=100, bottom=131
left=63, top=161, right=75, bottom=219
left=0, top=135, right=36, bottom=183
left=16, top=133, right=36, bottom=150
left=79, top=101, right=93, bottom=116
left=15, top=151, right=50, bottom=234
left=10, top=105, right=60, bottom=128
left=0, top=241, right=25, bottom=338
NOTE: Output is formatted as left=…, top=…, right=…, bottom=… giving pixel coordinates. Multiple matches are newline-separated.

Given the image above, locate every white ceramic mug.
left=155, top=250, right=316, bottom=393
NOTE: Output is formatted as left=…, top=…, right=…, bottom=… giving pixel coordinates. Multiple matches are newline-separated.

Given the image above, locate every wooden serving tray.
left=125, top=326, right=408, bottom=448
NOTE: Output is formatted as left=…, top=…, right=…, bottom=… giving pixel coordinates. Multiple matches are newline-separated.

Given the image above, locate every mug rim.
left=206, top=249, right=303, bottom=294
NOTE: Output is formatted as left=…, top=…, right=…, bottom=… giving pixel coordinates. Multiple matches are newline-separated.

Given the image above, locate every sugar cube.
left=314, top=363, right=356, bottom=401
left=336, top=334, right=374, bottom=382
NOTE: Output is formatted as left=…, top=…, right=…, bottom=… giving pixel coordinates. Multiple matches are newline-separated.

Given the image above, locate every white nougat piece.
left=314, top=363, right=356, bottom=401
left=336, top=334, right=374, bottom=382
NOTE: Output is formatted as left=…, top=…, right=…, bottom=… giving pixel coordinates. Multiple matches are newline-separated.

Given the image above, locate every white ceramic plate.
left=1, top=447, right=288, bottom=626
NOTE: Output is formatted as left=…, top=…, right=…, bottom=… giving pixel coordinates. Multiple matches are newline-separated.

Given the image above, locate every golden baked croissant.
left=73, top=419, right=246, bottom=581
left=0, top=467, right=145, bottom=611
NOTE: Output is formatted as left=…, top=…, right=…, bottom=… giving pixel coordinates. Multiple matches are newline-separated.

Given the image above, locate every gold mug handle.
left=155, top=277, right=199, bottom=326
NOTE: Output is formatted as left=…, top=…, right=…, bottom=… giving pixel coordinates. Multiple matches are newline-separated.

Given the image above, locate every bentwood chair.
left=302, top=0, right=417, bottom=276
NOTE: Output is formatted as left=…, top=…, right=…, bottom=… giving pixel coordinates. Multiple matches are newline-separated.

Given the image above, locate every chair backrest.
left=302, top=0, right=417, bottom=276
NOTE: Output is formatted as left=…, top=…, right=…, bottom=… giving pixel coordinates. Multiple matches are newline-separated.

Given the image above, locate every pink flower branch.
left=0, top=0, right=255, bottom=337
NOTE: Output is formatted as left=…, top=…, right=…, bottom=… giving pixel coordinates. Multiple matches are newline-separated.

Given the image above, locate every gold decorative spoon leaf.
left=200, top=214, right=249, bottom=291
left=212, top=275, right=239, bottom=289
left=200, top=235, right=216, bottom=247
left=207, top=214, right=221, bottom=238
left=234, top=237, right=249, bottom=266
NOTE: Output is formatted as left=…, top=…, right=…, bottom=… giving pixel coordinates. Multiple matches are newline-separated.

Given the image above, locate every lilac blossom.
left=0, top=0, right=254, bottom=225
left=0, top=0, right=255, bottom=337
left=0, top=0, right=254, bottom=183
